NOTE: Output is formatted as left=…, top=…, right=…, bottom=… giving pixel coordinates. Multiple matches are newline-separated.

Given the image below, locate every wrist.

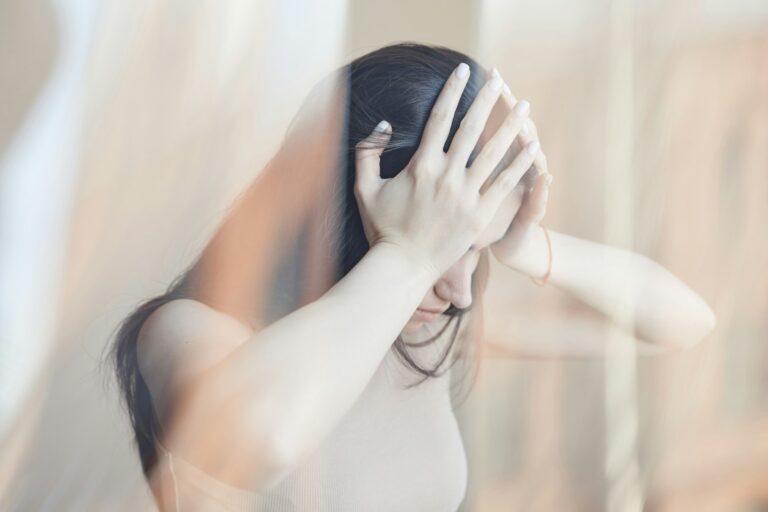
left=371, top=239, right=442, bottom=283
left=501, top=224, right=551, bottom=280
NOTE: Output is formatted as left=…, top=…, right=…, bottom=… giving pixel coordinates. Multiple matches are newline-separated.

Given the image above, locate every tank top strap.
left=153, top=441, right=295, bottom=510
left=156, top=441, right=181, bottom=512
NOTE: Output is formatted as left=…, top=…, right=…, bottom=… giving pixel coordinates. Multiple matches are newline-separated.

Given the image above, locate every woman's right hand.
left=354, top=63, right=541, bottom=278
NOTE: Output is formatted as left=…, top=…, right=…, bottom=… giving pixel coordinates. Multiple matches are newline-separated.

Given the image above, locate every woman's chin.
left=400, top=315, right=453, bottom=345
left=402, top=314, right=436, bottom=336
left=401, top=313, right=446, bottom=337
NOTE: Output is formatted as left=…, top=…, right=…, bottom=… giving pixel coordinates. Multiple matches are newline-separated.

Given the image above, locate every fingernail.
left=456, top=63, right=470, bottom=78
left=521, top=123, right=530, bottom=134
left=502, top=83, right=511, bottom=96
left=513, top=100, right=530, bottom=117
left=374, top=120, right=390, bottom=133
left=546, top=173, right=553, bottom=184
left=526, top=140, right=540, bottom=155
left=490, top=74, right=504, bottom=91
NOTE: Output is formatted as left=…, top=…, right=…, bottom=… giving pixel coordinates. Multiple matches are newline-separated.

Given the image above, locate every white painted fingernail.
left=526, top=140, right=540, bottom=155
left=521, top=123, right=530, bottom=134
left=374, top=120, right=390, bottom=133
left=456, top=63, right=470, bottom=78
left=489, top=75, right=503, bottom=91
left=513, top=100, right=530, bottom=116
left=502, top=83, right=511, bottom=96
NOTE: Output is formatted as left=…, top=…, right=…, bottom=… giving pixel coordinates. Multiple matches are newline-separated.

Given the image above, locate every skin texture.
left=403, top=67, right=716, bottom=353
left=105, top=40, right=720, bottom=512
left=138, top=53, right=714, bottom=500
left=479, top=70, right=716, bottom=354
left=136, top=62, right=539, bottom=492
left=403, top=183, right=525, bottom=332
left=401, top=68, right=543, bottom=333
left=134, top=58, right=716, bottom=499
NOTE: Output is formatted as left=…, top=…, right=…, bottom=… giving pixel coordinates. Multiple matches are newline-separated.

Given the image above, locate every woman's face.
left=401, top=183, right=526, bottom=333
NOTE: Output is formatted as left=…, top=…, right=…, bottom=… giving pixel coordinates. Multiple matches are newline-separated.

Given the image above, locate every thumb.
left=354, top=120, right=392, bottom=198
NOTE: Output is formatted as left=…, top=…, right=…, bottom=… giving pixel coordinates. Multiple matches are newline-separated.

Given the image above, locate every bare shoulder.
left=137, top=298, right=255, bottom=416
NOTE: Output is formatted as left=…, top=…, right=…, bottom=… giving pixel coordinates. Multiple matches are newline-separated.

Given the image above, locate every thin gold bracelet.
left=530, top=225, right=552, bottom=286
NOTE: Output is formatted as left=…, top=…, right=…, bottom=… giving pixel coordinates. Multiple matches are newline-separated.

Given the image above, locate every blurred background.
left=1, top=0, right=766, bottom=510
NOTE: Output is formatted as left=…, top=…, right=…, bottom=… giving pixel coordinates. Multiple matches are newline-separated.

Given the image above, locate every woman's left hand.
left=489, top=90, right=553, bottom=268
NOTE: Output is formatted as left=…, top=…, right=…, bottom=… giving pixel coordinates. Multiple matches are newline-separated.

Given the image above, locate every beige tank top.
left=152, top=324, right=469, bottom=511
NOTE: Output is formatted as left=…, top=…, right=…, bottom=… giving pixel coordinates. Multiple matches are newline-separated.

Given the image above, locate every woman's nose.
left=434, top=255, right=474, bottom=310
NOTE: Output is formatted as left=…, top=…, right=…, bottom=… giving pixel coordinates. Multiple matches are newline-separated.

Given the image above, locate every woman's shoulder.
left=138, top=298, right=254, bottom=366
left=141, top=298, right=255, bottom=340
left=136, top=298, right=256, bottom=416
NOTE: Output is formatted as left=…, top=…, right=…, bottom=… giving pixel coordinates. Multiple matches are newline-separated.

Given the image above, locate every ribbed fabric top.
left=152, top=323, right=469, bottom=511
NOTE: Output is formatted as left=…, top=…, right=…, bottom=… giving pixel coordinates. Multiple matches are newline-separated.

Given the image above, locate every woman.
left=108, top=43, right=716, bottom=511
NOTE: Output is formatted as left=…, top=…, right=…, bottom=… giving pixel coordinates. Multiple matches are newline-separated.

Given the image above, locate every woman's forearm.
left=501, top=226, right=716, bottom=348
left=194, top=242, right=437, bottom=470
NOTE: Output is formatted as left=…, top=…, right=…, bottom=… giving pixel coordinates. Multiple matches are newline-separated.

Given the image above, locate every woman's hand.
left=490, top=168, right=552, bottom=269
left=489, top=87, right=553, bottom=269
left=353, top=63, right=540, bottom=279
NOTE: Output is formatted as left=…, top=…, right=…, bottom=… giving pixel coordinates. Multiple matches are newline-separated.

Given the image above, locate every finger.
left=499, top=85, right=538, bottom=140
left=520, top=172, right=551, bottom=222
left=494, top=75, right=541, bottom=154
left=354, top=120, right=392, bottom=198
left=467, top=99, right=530, bottom=190
left=418, top=63, right=471, bottom=159
left=446, top=68, right=505, bottom=167
left=480, top=139, right=540, bottom=213
left=516, top=123, right=547, bottom=176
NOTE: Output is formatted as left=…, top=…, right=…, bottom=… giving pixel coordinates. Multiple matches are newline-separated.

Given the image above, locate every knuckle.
left=443, top=177, right=462, bottom=195
left=412, top=166, right=436, bottom=187
left=481, top=85, right=498, bottom=101
left=469, top=154, right=491, bottom=174
left=478, top=142, right=499, bottom=161
left=429, top=108, right=450, bottom=125
left=502, top=113, right=523, bottom=132
left=355, top=140, right=372, bottom=152
left=446, top=75, right=463, bottom=91
left=493, top=172, right=511, bottom=190
left=468, top=212, right=486, bottom=232
left=501, top=172, right=519, bottom=189
left=417, top=153, right=445, bottom=176
left=413, top=157, right=437, bottom=177
left=459, top=116, right=479, bottom=134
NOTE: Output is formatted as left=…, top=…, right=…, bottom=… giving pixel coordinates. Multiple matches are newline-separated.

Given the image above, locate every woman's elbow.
left=647, top=302, right=717, bottom=352
left=692, top=303, right=717, bottom=344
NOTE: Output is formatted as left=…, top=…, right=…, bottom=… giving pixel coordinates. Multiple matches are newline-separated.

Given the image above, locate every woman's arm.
left=481, top=296, right=675, bottom=359
left=484, top=84, right=715, bottom=354
left=147, top=242, right=438, bottom=491
left=495, top=226, right=716, bottom=349
left=147, top=63, right=540, bottom=491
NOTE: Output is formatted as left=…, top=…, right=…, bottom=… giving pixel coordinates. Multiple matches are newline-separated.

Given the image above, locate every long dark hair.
left=105, top=42, right=516, bottom=479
